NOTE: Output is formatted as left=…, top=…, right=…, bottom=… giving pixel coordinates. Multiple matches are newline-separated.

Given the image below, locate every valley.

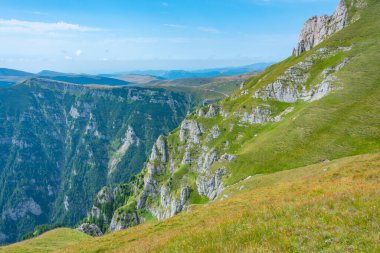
left=0, top=0, right=379, bottom=251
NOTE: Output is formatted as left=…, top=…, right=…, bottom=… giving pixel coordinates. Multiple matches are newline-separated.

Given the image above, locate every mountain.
left=105, top=74, right=164, bottom=85
left=0, top=78, right=200, bottom=244
left=108, top=62, right=272, bottom=80
left=0, top=68, right=35, bottom=87
left=3, top=153, right=378, bottom=252
left=36, top=74, right=132, bottom=86
left=0, top=68, right=34, bottom=77
left=81, top=0, right=380, bottom=233
left=0, top=69, right=132, bottom=87
left=37, top=70, right=67, bottom=76
left=2, top=0, right=380, bottom=251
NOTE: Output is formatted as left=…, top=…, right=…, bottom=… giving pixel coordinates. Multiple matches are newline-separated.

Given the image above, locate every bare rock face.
left=76, top=223, right=103, bottom=237
left=196, top=167, right=226, bottom=200
left=179, top=120, right=203, bottom=144
left=109, top=211, right=141, bottom=232
left=294, top=0, right=348, bottom=56
left=205, top=105, right=220, bottom=118
left=108, top=126, right=140, bottom=174
left=1, top=198, right=42, bottom=221
left=255, top=48, right=351, bottom=103
left=149, top=185, right=190, bottom=220
left=150, top=135, right=167, bottom=163
left=88, top=187, right=113, bottom=221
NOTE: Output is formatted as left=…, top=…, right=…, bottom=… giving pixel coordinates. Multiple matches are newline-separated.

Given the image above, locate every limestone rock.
left=207, top=126, right=221, bottom=141
left=237, top=106, right=272, bottom=124
left=150, top=135, right=167, bottom=163
left=294, top=0, right=348, bottom=56
left=221, top=153, right=236, bottom=162
left=179, top=120, right=203, bottom=144
left=196, top=167, right=226, bottom=200
left=110, top=211, right=141, bottom=232
left=205, top=105, right=220, bottom=118
left=76, top=223, right=103, bottom=237
left=149, top=185, right=190, bottom=220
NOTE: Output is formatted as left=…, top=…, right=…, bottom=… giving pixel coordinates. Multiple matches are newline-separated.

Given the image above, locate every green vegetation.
left=0, top=80, right=197, bottom=244
left=97, top=0, right=380, bottom=237
left=2, top=0, right=380, bottom=250
left=3, top=153, right=379, bottom=252
left=1, top=228, right=90, bottom=253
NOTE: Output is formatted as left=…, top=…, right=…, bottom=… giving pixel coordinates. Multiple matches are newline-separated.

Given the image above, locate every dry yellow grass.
left=0, top=228, right=90, bottom=253
left=38, top=153, right=380, bottom=252
left=3, top=153, right=379, bottom=252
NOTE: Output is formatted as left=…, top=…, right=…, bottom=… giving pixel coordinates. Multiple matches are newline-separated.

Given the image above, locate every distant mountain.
left=0, top=78, right=196, bottom=244
left=0, top=68, right=35, bottom=87
left=37, top=74, right=132, bottom=86
left=0, top=68, right=34, bottom=77
left=109, top=62, right=273, bottom=80
left=100, top=74, right=164, bottom=85
left=0, top=69, right=132, bottom=87
left=37, top=70, right=67, bottom=76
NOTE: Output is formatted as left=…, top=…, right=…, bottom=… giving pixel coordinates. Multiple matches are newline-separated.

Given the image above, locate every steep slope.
left=82, top=0, right=380, bottom=233
left=0, top=78, right=194, bottom=244
left=3, top=153, right=380, bottom=252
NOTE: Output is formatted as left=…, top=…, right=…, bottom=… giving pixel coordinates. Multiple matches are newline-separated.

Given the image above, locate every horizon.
left=0, top=61, right=273, bottom=76
left=1, top=0, right=339, bottom=73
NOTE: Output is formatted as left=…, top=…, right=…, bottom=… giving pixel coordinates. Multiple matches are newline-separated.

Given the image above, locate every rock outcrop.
left=76, top=223, right=103, bottom=237
left=196, top=167, right=226, bottom=200
left=80, top=0, right=361, bottom=237
left=294, top=0, right=348, bottom=56
left=109, top=211, right=141, bottom=232
left=255, top=47, right=351, bottom=103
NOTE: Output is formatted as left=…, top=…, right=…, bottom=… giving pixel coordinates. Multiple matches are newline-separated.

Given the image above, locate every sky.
left=0, top=0, right=339, bottom=74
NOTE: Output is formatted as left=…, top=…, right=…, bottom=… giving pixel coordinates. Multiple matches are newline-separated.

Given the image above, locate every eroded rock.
left=76, top=223, right=103, bottom=237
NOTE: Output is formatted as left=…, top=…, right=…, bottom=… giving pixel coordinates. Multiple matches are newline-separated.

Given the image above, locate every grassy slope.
left=0, top=228, right=90, bottom=253
left=2, top=0, right=380, bottom=251
left=217, top=0, right=380, bottom=184
left=3, top=153, right=379, bottom=252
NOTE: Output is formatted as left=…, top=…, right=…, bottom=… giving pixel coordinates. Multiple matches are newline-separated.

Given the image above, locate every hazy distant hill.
left=0, top=68, right=35, bottom=87
left=37, top=74, right=132, bottom=86
left=107, top=62, right=272, bottom=80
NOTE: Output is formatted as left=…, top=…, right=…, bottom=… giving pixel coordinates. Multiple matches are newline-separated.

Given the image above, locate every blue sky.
left=0, top=0, right=339, bottom=73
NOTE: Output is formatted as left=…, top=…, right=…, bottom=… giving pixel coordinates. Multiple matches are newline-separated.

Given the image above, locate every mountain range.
left=1, top=0, right=379, bottom=251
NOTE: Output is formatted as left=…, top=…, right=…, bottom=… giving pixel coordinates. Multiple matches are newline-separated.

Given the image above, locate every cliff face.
left=0, top=79, right=193, bottom=244
left=84, top=0, right=371, bottom=235
left=294, top=0, right=348, bottom=56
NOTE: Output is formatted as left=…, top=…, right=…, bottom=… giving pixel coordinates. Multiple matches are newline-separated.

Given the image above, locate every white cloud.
left=197, top=26, right=221, bottom=34
left=0, top=19, right=101, bottom=33
left=75, top=49, right=82, bottom=56
left=64, top=56, right=72, bottom=60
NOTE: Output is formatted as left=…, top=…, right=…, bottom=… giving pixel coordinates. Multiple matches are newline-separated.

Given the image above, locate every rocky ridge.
left=82, top=0, right=363, bottom=234
left=294, top=0, right=349, bottom=56
left=0, top=79, right=193, bottom=244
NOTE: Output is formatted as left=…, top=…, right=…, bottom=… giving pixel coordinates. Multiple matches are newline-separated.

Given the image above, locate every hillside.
left=2, top=0, right=379, bottom=250
left=0, top=78, right=196, bottom=244
left=75, top=0, right=380, bottom=233
left=0, top=68, right=35, bottom=87
left=2, top=153, right=379, bottom=252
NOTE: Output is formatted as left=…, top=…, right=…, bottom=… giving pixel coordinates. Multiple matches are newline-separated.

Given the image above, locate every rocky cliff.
left=0, top=79, right=193, bottom=244
left=84, top=0, right=369, bottom=233
left=293, top=0, right=368, bottom=56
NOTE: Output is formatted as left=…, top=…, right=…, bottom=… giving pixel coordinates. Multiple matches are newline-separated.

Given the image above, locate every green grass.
left=219, top=0, right=380, bottom=185
left=2, top=0, right=379, bottom=251
left=0, top=228, right=90, bottom=253
left=3, top=153, right=379, bottom=252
